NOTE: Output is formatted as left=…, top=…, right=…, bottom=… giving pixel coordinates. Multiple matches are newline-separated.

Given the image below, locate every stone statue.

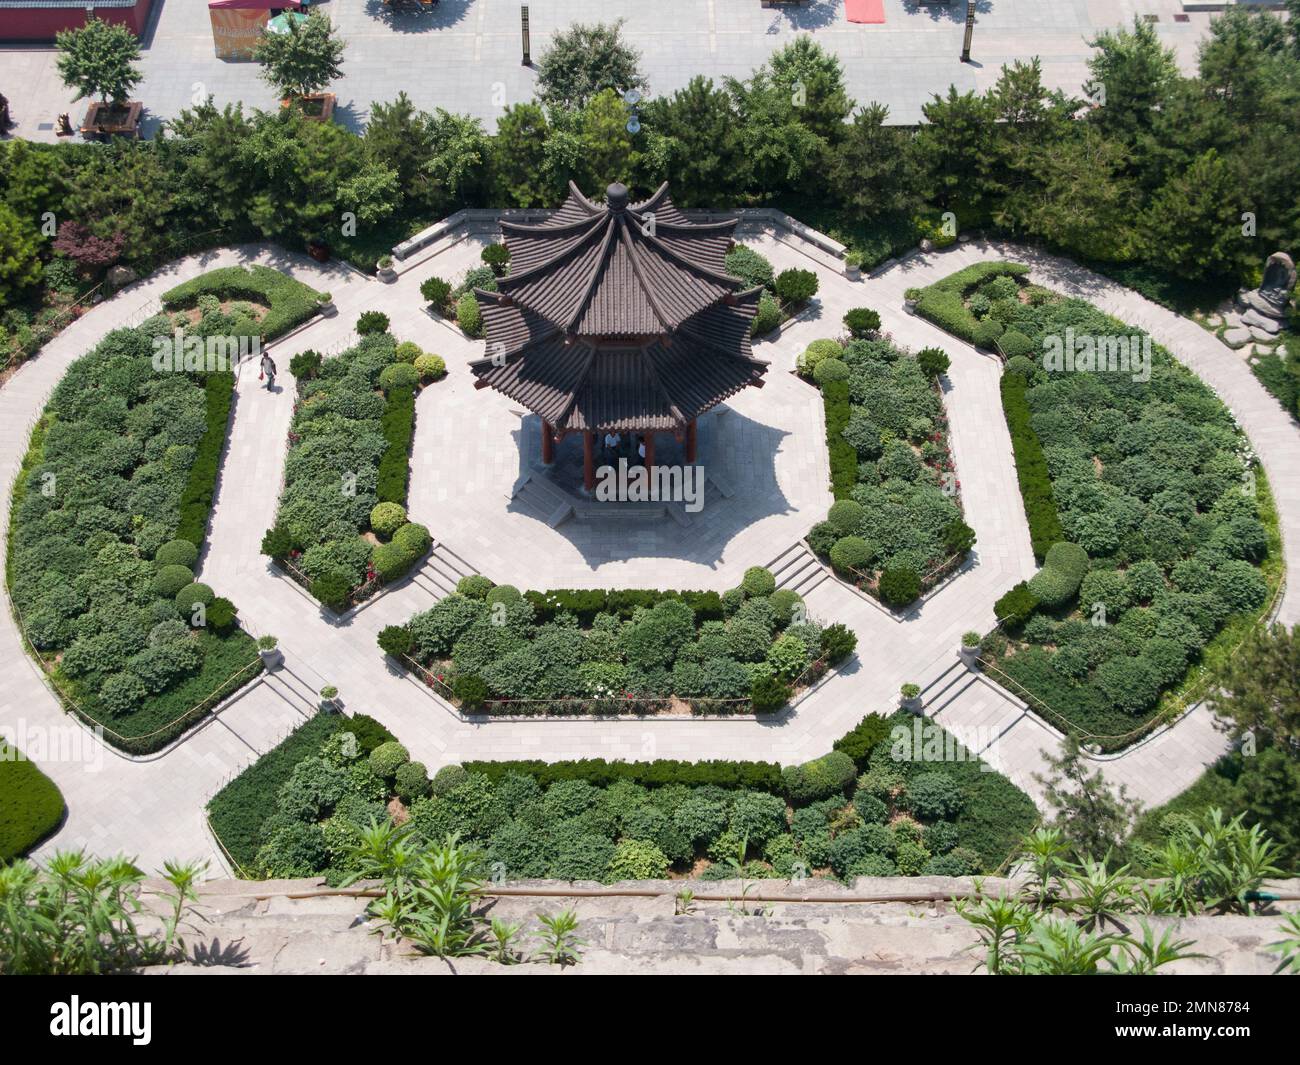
left=1238, top=252, right=1295, bottom=335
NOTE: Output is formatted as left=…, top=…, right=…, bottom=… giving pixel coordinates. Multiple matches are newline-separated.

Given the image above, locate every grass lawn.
left=0, top=744, right=65, bottom=861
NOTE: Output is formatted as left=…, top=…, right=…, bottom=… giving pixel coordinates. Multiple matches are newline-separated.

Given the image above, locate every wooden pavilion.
left=469, top=181, right=769, bottom=491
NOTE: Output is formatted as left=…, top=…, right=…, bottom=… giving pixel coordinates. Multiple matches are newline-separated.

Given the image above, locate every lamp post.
left=959, top=1, right=975, bottom=63
left=521, top=5, right=531, bottom=66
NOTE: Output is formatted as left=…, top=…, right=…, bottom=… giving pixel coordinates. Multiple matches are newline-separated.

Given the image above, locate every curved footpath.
left=1, top=235, right=1289, bottom=871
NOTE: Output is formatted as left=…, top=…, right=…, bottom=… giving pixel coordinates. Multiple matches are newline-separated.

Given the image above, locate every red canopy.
left=208, top=0, right=294, bottom=8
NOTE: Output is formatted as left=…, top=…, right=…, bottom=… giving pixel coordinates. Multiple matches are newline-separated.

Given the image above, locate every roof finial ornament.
left=606, top=183, right=629, bottom=213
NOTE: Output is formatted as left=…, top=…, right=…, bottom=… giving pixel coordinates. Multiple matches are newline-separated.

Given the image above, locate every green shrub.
left=813, top=357, right=850, bottom=385
left=775, top=268, right=818, bottom=305
left=725, top=245, right=775, bottom=290
left=420, top=276, right=452, bottom=308
left=797, top=338, right=841, bottom=379
left=392, top=522, right=431, bottom=556
left=378, top=362, right=420, bottom=394
left=370, top=501, right=407, bottom=538
left=828, top=499, right=865, bottom=535
left=829, top=536, right=873, bottom=575
left=822, top=380, right=857, bottom=499
left=356, top=310, right=390, bottom=335
left=486, top=584, right=521, bottom=607
left=741, top=566, right=775, bottom=597
left=289, top=350, right=322, bottom=380
left=843, top=307, right=880, bottom=338
left=481, top=242, right=512, bottom=275
left=154, top=539, right=199, bottom=569
left=452, top=673, right=489, bottom=710
left=393, top=341, right=422, bottom=364
left=311, top=570, right=352, bottom=609
left=207, top=597, right=237, bottom=634
left=368, top=741, right=410, bottom=780
left=1001, top=370, right=1064, bottom=563
left=175, top=582, right=215, bottom=615
left=783, top=750, right=856, bottom=804
left=152, top=563, right=195, bottom=598
left=751, top=291, right=781, bottom=336
left=377, top=383, right=415, bottom=505
left=457, top=575, right=495, bottom=599
left=972, top=318, right=1004, bottom=349
left=371, top=541, right=415, bottom=584
left=261, top=524, right=295, bottom=561
left=414, top=353, right=446, bottom=381
left=456, top=293, right=483, bottom=337
left=912, top=261, right=1029, bottom=343
left=878, top=566, right=921, bottom=607
left=175, top=372, right=235, bottom=546
left=998, top=330, right=1034, bottom=359
left=820, top=623, right=857, bottom=665
left=917, top=347, right=950, bottom=379
left=161, top=265, right=321, bottom=340
left=750, top=674, right=791, bottom=713
left=995, top=582, right=1038, bottom=627
left=395, top=761, right=431, bottom=803
left=378, top=625, right=413, bottom=657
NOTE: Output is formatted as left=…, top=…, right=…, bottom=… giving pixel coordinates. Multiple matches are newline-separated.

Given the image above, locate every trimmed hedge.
left=376, top=384, right=415, bottom=505
left=175, top=371, right=234, bottom=546
left=464, top=758, right=783, bottom=791
left=0, top=744, right=66, bottom=861
left=822, top=379, right=856, bottom=500
left=1000, top=369, right=1064, bottom=563
left=913, top=261, right=1029, bottom=344
left=161, top=265, right=322, bottom=341
left=523, top=588, right=726, bottom=625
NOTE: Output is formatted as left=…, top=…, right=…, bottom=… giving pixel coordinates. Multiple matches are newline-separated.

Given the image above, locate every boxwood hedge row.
left=161, top=265, right=322, bottom=341
left=0, top=743, right=66, bottom=861
left=1000, top=368, right=1064, bottom=563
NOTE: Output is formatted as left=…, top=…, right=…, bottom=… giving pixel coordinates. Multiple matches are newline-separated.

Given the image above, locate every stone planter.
left=844, top=263, right=861, bottom=281
left=958, top=644, right=980, bottom=671
left=904, top=298, right=918, bottom=315
left=258, top=647, right=284, bottom=671
left=319, top=696, right=343, bottom=714
left=900, top=693, right=923, bottom=715
left=377, top=264, right=397, bottom=283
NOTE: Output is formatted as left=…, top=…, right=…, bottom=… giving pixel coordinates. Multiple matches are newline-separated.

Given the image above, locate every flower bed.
left=209, top=708, right=1038, bottom=885
left=801, top=334, right=974, bottom=608
left=161, top=265, right=323, bottom=342
left=381, top=570, right=858, bottom=716
left=261, top=332, right=443, bottom=612
left=6, top=321, right=261, bottom=753
left=937, top=266, right=1281, bottom=747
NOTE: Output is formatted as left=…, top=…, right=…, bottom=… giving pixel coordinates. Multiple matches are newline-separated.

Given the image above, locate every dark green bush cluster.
left=842, top=307, right=880, bottom=338
left=782, top=750, right=856, bottom=804
left=0, top=743, right=66, bottom=861
left=1001, top=368, right=1064, bottom=563
left=774, top=268, right=819, bottom=305
left=420, top=276, right=452, bottom=309
left=399, top=571, right=841, bottom=714
left=161, top=265, right=323, bottom=340
left=724, top=245, right=774, bottom=290
left=356, top=310, right=390, bottom=336
left=263, top=333, right=431, bottom=607
left=6, top=324, right=257, bottom=749
left=912, top=262, right=1029, bottom=344
left=466, top=759, right=782, bottom=791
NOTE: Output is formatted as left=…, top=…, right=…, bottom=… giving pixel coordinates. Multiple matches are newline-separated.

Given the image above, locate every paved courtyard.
left=2, top=0, right=1218, bottom=141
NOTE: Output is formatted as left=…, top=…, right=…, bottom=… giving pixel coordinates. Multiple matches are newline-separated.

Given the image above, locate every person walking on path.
left=260, top=352, right=277, bottom=390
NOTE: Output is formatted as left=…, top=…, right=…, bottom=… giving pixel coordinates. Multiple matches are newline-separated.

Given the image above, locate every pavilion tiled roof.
left=469, top=182, right=768, bottom=434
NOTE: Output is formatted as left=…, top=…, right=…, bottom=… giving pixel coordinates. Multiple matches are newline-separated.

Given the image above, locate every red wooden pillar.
left=541, top=420, right=555, bottom=464
left=643, top=431, right=655, bottom=468
left=685, top=419, right=697, bottom=463
left=583, top=431, right=595, bottom=491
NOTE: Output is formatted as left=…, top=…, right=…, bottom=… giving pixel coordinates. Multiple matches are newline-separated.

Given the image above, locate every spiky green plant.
left=533, top=909, right=585, bottom=967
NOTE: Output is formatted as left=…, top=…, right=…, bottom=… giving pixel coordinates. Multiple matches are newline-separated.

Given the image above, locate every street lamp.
left=960, top=1, right=975, bottom=64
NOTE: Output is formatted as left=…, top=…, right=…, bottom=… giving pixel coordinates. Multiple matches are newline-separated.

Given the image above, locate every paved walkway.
left=4, top=0, right=1215, bottom=141
left=6, top=226, right=1294, bottom=870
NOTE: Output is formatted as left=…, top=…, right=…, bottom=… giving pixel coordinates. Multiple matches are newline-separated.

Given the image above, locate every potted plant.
left=319, top=684, right=341, bottom=712
left=900, top=682, right=922, bottom=715
left=959, top=631, right=982, bottom=670
left=376, top=256, right=397, bottom=283
left=56, top=18, right=144, bottom=139
left=254, top=12, right=345, bottom=123
left=844, top=251, right=863, bottom=281
left=257, top=635, right=283, bottom=670
left=316, top=290, right=335, bottom=315
left=904, top=287, right=921, bottom=314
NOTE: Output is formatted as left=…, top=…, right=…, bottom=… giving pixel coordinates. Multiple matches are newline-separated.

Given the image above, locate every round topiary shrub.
left=843, top=307, right=881, bottom=338
left=828, top=499, right=866, bottom=536
left=370, top=502, right=407, bottom=539
left=431, top=763, right=469, bottom=795
left=906, top=771, right=965, bottom=820
left=797, top=338, right=842, bottom=379
left=456, top=574, right=495, bottom=599
left=481, top=242, right=512, bottom=275
left=750, top=673, right=791, bottom=713
left=378, top=624, right=413, bottom=657
left=774, top=267, right=818, bottom=305
left=420, top=276, right=452, bottom=308
left=456, top=293, right=482, bottom=337
left=751, top=291, right=781, bottom=336
left=207, top=597, right=237, bottom=634
left=379, top=362, right=420, bottom=394
left=261, top=524, right=296, bottom=561
left=820, top=622, right=857, bottom=664
left=829, top=536, right=873, bottom=576
left=392, top=522, right=432, bottom=556
left=452, top=673, right=489, bottom=710
left=813, top=357, right=850, bottom=385
left=154, top=539, right=199, bottom=569
left=395, top=761, right=431, bottom=803
left=371, top=541, right=415, bottom=584
left=394, top=341, right=422, bottom=364
left=368, top=741, right=410, bottom=780
left=485, top=584, right=521, bottom=606
left=741, top=566, right=776, bottom=597
left=414, top=353, right=446, bottom=381
left=998, top=330, right=1033, bottom=359
left=356, top=310, right=390, bottom=336
left=1005, top=355, right=1037, bottom=380
left=917, top=347, right=950, bottom=379
left=99, top=672, right=147, bottom=717
left=153, top=564, right=195, bottom=598
left=878, top=566, right=921, bottom=607
left=972, top=318, right=1004, bottom=349
left=769, top=587, right=802, bottom=627
left=174, top=581, right=215, bottom=615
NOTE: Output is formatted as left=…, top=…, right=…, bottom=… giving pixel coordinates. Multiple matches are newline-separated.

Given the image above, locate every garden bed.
left=162, top=265, right=324, bottom=342
left=919, top=263, right=1281, bottom=749
left=208, top=708, right=1038, bottom=886
left=380, top=572, right=858, bottom=717
left=799, top=329, right=973, bottom=610
left=260, top=327, right=446, bottom=612
left=5, top=320, right=262, bottom=753
left=0, top=742, right=66, bottom=861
